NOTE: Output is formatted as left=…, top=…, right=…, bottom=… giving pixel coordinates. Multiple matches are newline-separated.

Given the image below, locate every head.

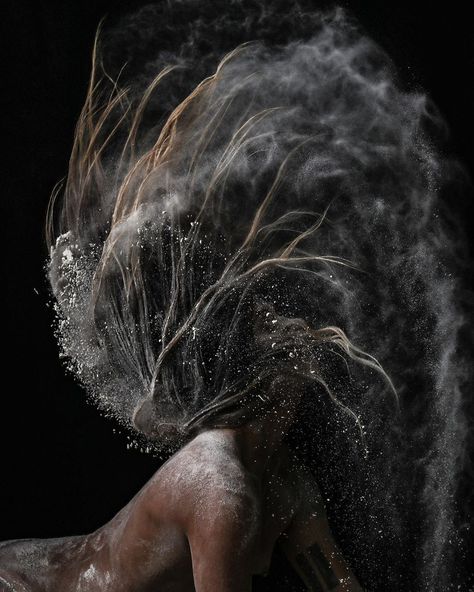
left=131, top=297, right=377, bottom=449
left=47, top=8, right=396, bottom=455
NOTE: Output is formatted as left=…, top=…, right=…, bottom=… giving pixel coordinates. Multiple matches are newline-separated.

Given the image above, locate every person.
left=0, top=373, right=364, bottom=591
left=1, top=7, right=412, bottom=590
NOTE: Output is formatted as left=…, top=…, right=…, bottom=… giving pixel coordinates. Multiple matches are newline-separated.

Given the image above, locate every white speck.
left=62, top=247, right=73, bottom=264
left=83, top=564, right=98, bottom=582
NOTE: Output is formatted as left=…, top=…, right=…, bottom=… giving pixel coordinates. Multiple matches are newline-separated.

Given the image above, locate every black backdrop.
left=2, top=0, right=473, bottom=588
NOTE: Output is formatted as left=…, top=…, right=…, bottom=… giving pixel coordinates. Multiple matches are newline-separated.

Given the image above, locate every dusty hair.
left=46, top=13, right=398, bottom=451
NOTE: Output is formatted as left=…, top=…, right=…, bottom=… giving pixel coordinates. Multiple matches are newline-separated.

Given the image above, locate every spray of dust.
left=46, top=2, right=472, bottom=590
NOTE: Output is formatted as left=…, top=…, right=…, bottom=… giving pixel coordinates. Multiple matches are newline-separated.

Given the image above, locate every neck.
left=224, top=403, right=297, bottom=476
left=198, top=378, right=303, bottom=475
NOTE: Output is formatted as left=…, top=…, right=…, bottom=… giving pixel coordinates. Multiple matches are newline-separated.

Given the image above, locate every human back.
left=0, top=430, right=271, bottom=591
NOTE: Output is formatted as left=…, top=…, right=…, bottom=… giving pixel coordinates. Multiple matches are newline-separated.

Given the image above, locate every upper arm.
left=189, top=521, right=253, bottom=592
left=188, top=500, right=257, bottom=592
left=280, top=463, right=364, bottom=592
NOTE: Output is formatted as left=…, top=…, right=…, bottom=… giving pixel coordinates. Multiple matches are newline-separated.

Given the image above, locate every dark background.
left=2, top=0, right=473, bottom=588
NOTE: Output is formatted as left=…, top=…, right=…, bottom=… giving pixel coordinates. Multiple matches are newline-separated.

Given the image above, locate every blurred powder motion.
left=46, top=2, right=473, bottom=590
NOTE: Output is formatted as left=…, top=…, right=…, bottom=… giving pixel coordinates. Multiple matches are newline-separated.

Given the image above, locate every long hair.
left=46, top=5, right=471, bottom=587
left=46, top=12, right=397, bottom=450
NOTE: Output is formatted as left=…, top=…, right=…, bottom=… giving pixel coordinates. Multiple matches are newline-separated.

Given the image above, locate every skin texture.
left=0, top=398, right=364, bottom=592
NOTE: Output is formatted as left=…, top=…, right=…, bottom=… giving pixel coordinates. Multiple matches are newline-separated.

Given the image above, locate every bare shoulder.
left=168, top=431, right=261, bottom=588
left=151, top=431, right=260, bottom=532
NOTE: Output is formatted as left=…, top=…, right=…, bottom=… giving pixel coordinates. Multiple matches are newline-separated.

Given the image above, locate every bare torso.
left=0, top=430, right=310, bottom=592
